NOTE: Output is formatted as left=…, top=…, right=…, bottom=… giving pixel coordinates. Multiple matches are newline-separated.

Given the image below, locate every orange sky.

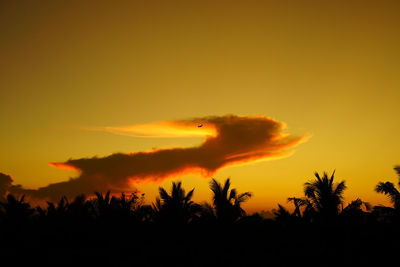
left=1, top=0, right=400, bottom=213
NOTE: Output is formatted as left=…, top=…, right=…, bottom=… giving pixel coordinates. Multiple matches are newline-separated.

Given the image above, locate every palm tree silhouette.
left=198, top=202, right=217, bottom=223
left=209, top=178, right=252, bottom=223
left=37, top=196, right=69, bottom=220
left=0, top=194, right=34, bottom=225
left=94, top=191, right=114, bottom=218
left=273, top=204, right=292, bottom=221
left=303, top=171, right=346, bottom=221
left=152, top=181, right=201, bottom=225
left=341, top=198, right=371, bottom=222
left=287, top=197, right=308, bottom=217
left=343, top=198, right=371, bottom=212
left=67, top=194, right=93, bottom=221
left=375, top=166, right=400, bottom=212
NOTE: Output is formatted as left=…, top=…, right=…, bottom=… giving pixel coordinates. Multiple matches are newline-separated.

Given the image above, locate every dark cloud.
left=4, top=115, right=308, bottom=201
left=0, top=173, right=13, bottom=200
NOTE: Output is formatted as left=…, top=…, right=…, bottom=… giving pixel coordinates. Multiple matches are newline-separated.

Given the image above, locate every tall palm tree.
left=209, top=178, right=252, bottom=223
left=375, top=166, right=400, bottom=211
left=303, top=171, right=346, bottom=220
left=153, top=181, right=201, bottom=224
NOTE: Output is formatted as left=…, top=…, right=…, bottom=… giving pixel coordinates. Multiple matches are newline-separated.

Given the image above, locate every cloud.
left=0, top=173, right=13, bottom=200
left=4, top=115, right=309, bottom=201
left=88, top=120, right=217, bottom=138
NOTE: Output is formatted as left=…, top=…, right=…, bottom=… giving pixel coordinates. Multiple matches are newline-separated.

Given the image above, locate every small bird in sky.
left=198, top=124, right=203, bottom=127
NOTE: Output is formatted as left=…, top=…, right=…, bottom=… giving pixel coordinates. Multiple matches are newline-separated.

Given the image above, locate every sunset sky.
left=1, top=0, right=399, bottom=213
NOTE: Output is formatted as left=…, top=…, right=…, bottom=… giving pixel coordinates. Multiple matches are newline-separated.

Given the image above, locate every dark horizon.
left=1, top=167, right=400, bottom=266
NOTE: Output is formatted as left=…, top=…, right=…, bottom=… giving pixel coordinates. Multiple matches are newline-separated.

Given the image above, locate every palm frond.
left=274, top=204, right=290, bottom=217
left=288, top=197, right=308, bottom=207
left=94, top=192, right=103, bottom=201
left=185, top=188, right=195, bottom=202
left=152, top=197, right=162, bottom=212
left=329, top=170, right=336, bottom=187
left=304, top=183, right=316, bottom=199
left=333, top=181, right=347, bottom=199
left=209, top=178, right=221, bottom=195
left=375, top=181, right=400, bottom=204
left=105, top=191, right=110, bottom=204
left=394, top=165, right=400, bottom=177
left=363, top=201, right=372, bottom=211
left=375, top=182, right=397, bottom=195
left=237, top=192, right=252, bottom=203
left=229, top=189, right=237, bottom=201
left=158, top=187, right=170, bottom=202
left=222, top=178, right=231, bottom=198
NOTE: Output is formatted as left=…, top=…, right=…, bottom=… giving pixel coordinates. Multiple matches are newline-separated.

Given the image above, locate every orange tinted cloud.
left=5, top=115, right=309, bottom=201
left=48, top=162, right=81, bottom=172
left=94, top=120, right=217, bottom=138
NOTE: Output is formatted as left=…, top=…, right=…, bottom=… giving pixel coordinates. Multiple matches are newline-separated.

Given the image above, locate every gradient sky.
left=1, top=0, right=399, bottom=213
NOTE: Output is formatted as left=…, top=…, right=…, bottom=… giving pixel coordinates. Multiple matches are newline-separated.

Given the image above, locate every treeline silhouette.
left=1, top=168, right=400, bottom=266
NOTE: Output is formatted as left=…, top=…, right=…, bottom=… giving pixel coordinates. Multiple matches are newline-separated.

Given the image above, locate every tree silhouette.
left=341, top=198, right=371, bottom=223
left=94, top=191, right=114, bottom=219
left=209, top=178, right=252, bottom=223
left=273, top=204, right=292, bottom=221
left=152, top=181, right=201, bottom=225
left=303, top=171, right=346, bottom=221
left=199, top=202, right=216, bottom=222
left=36, top=196, right=69, bottom=222
left=375, top=166, right=400, bottom=212
left=287, top=197, right=308, bottom=217
left=1, top=168, right=400, bottom=266
left=343, top=198, right=371, bottom=213
left=67, top=194, right=93, bottom=221
left=0, top=194, right=34, bottom=225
